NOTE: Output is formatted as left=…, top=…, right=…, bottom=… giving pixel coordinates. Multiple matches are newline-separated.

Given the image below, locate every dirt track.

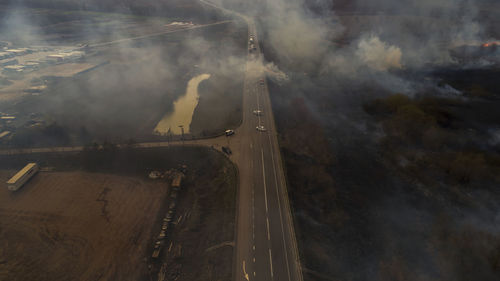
left=0, top=170, right=168, bottom=281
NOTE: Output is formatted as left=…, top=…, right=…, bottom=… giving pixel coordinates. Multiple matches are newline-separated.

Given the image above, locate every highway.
left=230, top=19, right=303, bottom=281
left=0, top=4, right=304, bottom=281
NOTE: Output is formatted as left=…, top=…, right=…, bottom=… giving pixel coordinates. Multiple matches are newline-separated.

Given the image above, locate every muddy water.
left=154, top=73, right=210, bottom=135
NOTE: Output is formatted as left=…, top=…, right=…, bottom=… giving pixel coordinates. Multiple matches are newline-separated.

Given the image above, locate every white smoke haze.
left=0, top=7, right=45, bottom=45
left=266, top=7, right=335, bottom=63
left=0, top=2, right=248, bottom=141
left=264, top=62, right=289, bottom=84
left=355, top=35, right=402, bottom=71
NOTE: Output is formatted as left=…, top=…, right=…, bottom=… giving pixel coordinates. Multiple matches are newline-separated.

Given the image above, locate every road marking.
left=268, top=133, right=293, bottom=281
left=252, top=158, right=256, bottom=241
left=243, top=260, right=250, bottom=281
left=269, top=249, right=274, bottom=278
left=266, top=217, right=271, bottom=241
left=256, top=85, right=262, bottom=126
left=261, top=149, right=269, bottom=213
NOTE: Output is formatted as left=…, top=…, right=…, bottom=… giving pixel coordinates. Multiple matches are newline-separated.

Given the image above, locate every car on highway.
left=225, top=129, right=235, bottom=136
left=253, top=110, right=262, bottom=116
left=256, top=125, right=266, bottom=132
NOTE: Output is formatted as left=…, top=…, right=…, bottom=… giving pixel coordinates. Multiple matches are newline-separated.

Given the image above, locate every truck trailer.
left=6, top=163, right=39, bottom=191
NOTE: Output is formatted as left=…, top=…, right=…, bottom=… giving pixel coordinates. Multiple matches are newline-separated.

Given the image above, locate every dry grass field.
left=0, top=170, right=168, bottom=281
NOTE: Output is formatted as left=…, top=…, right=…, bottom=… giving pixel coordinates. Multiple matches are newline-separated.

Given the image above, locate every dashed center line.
left=269, top=249, right=274, bottom=278
left=261, top=149, right=269, bottom=213
left=266, top=217, right=271, bottom=241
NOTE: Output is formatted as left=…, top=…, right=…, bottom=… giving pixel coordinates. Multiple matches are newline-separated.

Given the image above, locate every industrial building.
left=6, top=163, right=39, bottom=191
left=0, top=130, right=10, bottom=140
left=5, top=48, right=31, bottom=56
left=46, top=51, right=84, bottom=64
left=0, top=116, right=16, bottom=121
left=0, top=52, right=15, bottom=60
left=3, top=65, right=25, bottom=74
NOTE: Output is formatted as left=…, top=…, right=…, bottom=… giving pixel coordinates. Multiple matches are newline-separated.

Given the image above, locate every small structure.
left=6, top=163, right=39, bottom=191
left=149, top=170, right=162, bottom=179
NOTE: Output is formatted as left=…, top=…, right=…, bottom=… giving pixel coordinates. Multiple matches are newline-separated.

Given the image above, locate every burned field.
left=269, top=65, right=500, bottom=281
left=0, top=170, right=166, bottom=281
left=0, top=146, right=237, bottom=281
left=261, top=3, right=500, bottom=275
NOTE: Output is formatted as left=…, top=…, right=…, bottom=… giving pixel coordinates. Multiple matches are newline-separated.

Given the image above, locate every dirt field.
left=0, top=170, right=168, bottom=281
left=0, top=146, right=237, bottom=281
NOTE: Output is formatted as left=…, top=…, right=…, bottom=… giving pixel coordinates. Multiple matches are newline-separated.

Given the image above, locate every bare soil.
left=0, top=170, right=167, bottom=281
left=0, top=146, right=238, bottom=281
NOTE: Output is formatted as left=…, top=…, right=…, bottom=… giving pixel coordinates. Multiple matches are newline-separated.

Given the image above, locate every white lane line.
left=252, top=151, right=256, bottom=241
left=266, top=217, right=271, bottom=241
left=269, top=249, right=274, bottom=278
left=261, top=149, right=269, bottom=213
left=256, top=85, right=262, bottom=126
left=268, top=133, right=293, bottom=281
left=252, top=185, right=255, bottom=240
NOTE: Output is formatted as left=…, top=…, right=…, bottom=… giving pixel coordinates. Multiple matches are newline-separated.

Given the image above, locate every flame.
left=482, top=41, right=500, bottom=48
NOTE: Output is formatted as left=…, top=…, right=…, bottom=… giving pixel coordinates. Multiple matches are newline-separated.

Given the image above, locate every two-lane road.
left=233, top=18, right=303, bottom=281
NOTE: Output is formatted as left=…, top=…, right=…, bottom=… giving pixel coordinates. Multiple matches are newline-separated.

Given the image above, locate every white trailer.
left=6, top=163, right=39, bottom=191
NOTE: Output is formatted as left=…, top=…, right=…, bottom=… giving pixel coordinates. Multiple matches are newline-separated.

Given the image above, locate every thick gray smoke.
left=218, top=0, right=493, bottom=88
left=0, top=2, right=246, bottom=142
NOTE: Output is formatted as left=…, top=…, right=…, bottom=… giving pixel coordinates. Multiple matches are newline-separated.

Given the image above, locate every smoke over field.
left=1, top=0, right=500, bottom=280
left=0, top=2, right=247, bottom=146
left=214, top=0, right=500, bottom=280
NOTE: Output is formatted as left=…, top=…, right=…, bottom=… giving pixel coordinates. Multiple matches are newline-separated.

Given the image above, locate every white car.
left=256, top=125, right=266, bottom=132
left=225, top=129, right=235, bottom=136
left=253, top=110, right=262, bottom=116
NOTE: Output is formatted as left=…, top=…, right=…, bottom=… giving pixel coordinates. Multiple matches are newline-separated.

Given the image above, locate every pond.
left=153, top=73, right=210, bottom=135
